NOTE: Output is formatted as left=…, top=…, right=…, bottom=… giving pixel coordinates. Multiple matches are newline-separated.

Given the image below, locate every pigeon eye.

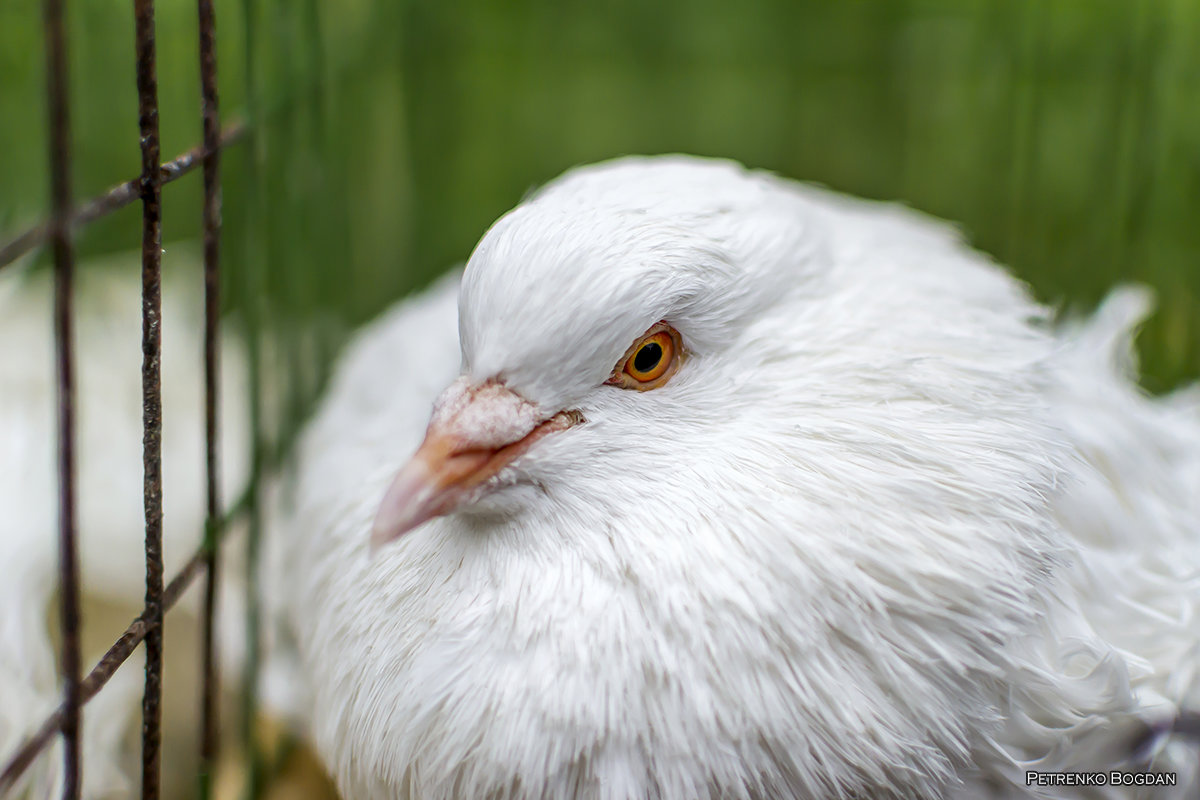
left=606, top=323, right=682, bottom=391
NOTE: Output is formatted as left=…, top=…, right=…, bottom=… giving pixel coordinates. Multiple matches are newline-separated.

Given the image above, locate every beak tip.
left=368, top=506, right=422, bottom=555
left=369, top=460, right=438, bottom=554
left=367, top=523, right=391, bottom=557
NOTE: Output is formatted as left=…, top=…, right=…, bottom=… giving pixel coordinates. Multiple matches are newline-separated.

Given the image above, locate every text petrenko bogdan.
left=1026, top=771, right=1176, bottom=788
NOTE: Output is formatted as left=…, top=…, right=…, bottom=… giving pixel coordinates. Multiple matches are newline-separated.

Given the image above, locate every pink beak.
left=370, top=380, right=582, bottom=551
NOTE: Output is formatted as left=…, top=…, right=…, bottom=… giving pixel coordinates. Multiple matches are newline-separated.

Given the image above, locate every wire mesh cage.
left=0, top=0, right=247, bottom=797
left=0, top=0, right=340, bottom=791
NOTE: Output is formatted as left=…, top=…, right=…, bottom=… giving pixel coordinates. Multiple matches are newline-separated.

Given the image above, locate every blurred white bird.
left=275, top=157, right=1200, bottom=799
left=0, top=483, right=143, bottom=800
left=0, top=257, right=250, bottom=799
left=0, top=258, right=250, bottom=606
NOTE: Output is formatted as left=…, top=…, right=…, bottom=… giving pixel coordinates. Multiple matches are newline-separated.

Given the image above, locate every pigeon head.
left=371, top=157, right=829, bottom=546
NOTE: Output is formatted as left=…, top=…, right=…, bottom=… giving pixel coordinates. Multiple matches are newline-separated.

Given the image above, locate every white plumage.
left=0, top=259, right=250, bottom=799
left=0, top=259, right=250, bottom=607
left=276, top=157, right=1200, bottom=799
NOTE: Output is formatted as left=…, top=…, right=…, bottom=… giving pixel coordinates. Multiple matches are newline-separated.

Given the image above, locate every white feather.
left=0, top=257, right=252, bottom=798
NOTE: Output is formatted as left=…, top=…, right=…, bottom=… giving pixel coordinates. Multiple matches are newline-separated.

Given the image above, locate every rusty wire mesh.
left=0, top=0, right=235, bottom=796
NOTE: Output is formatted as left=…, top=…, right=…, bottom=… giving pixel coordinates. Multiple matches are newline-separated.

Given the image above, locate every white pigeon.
left=0, top=257, right=250, bottom=608
left=0, top=478, right=143, bottom=800
left=275, top=156, right=1200, bottom=799
left=0, top=258, right=250, bottom=798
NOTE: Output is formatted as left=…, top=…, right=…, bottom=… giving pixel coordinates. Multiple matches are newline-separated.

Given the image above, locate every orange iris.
left=606, top=322, right=683, bottom=391
left=625, top=331, right=673, bottom=382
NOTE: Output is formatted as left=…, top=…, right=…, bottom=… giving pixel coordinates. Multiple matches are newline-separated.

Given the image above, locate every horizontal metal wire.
left=0, top=121, right=245, bottom=270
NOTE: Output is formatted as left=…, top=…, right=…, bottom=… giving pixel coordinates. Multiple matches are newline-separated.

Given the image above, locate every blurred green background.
left=1, top=0, right=1197, bottom=392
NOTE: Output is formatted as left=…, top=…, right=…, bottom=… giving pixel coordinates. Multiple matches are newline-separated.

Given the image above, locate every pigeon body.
left=0, top=260, right=250, bottom=798
left=0, top=260, right=250, bottom=607
left=278, top=157, right=1200, bottom=799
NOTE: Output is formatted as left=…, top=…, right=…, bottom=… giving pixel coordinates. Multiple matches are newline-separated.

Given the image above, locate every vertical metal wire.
left=197, top=0, right=223, bottom=793
left=133, top=0, right=165, bottom=796
left=42, top=0, right=81, bottom=796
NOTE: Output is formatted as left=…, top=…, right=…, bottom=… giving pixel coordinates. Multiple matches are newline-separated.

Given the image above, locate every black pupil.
left=633, top=341, right=663, bottom=374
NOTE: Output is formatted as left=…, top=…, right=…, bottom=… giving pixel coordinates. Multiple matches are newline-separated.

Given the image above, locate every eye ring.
left=606, top=322, right=683, bottom=391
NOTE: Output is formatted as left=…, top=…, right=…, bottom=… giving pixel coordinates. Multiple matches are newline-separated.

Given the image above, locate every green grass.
left=2, top=0, right=1197, bottom=391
